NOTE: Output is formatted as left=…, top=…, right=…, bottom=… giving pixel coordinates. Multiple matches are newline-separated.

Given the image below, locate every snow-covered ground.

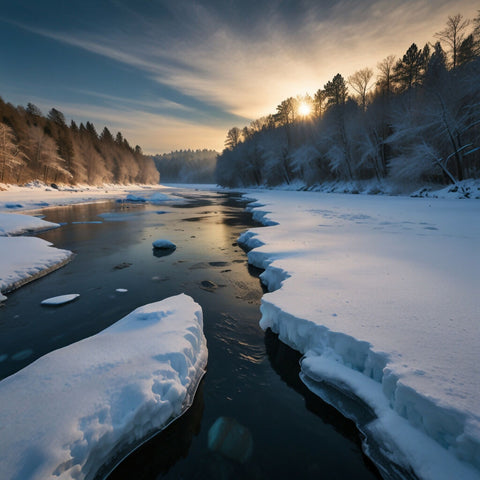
left=0, top=181, right=177, bottom=213
left=239, top=190, right=480, bottom=479
left=0, top=294, right=207, bottom=480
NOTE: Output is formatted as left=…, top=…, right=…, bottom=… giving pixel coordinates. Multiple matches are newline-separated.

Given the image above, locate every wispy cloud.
left=4, top=0, right=479, bottom=151
left=15, top=0, right=478, bottom=118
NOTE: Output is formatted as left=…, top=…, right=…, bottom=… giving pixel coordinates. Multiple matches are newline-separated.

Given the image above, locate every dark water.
left=0, top=188, right=381, bottom=479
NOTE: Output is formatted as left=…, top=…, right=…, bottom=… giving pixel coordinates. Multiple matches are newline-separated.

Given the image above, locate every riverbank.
left=239, top=189, right=480, bottom=479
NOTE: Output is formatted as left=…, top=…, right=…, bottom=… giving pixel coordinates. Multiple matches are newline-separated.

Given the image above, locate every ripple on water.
left=12, top=349, right=34, bottom=361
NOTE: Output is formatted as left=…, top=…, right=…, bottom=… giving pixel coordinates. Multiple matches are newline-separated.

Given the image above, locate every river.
left=0, top=187, right=381, bottom=479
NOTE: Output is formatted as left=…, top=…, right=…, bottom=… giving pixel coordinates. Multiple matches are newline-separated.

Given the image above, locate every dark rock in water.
left=209, top=261, right=231, bottom=267
left=200, top=280, right=217, bottom=292
left=207, top=417, right=253, bottom=463
left=113, top=262, right=132, bottom=270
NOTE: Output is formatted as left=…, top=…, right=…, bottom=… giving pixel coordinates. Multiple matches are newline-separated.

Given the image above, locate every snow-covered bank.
left=236, top=178, right=480, bottom=200
left=0, top=213, right=72, bottom=295
left=0, top=212, right=60, bottom=235
left=0, top=182, right=181, bottom=213
left=238, top=190, right=480, bottom=479
left=0, top=294, right=207, bottom=480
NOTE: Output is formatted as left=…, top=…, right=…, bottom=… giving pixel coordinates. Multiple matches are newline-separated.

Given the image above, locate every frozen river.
left=0, top=189, right=380, bottom=479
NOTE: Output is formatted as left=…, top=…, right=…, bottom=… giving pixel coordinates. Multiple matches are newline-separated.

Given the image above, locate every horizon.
left=1, top=0, right=478, bottom=154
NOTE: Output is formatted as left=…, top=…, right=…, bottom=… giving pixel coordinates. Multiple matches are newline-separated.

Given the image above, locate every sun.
left=298, top=102, right=312, bottom=117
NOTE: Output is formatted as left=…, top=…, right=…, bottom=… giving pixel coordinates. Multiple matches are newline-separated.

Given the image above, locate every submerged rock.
left=207, top=417, right=253, bottom=463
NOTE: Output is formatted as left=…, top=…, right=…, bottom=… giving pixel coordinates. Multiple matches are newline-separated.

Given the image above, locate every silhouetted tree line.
left=152, top=149, right=218, bottom=183
left=0, top=99, right=159, bottom=185
left=216, top=13, right=480, bottom=191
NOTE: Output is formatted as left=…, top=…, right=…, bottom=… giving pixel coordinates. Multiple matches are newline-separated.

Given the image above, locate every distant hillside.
left=152, top=149, right=218, bottom=184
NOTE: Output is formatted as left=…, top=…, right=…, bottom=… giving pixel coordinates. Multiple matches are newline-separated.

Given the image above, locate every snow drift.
left=0, top=294, right=208, bottom=480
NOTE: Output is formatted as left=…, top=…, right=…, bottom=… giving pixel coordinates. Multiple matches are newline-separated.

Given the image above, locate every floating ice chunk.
left=208, top=417, right=253, bottom=463
left=124, top=194, right=146, bottom=202
left=0, top=294, right=207, bottom=480
left=116, top=288, right=128, bottom=293
left=0, top=293, right=6, bottom=302
left=152, top=239, right=176, bottom=250
left=41, top=294, right=80, bottom=305
left=149, top=192, right=171, bottom=203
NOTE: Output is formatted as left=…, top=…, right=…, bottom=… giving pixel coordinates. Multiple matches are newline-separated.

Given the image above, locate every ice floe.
left=152, top=239, right=176, bottom=250
left=41, top=294, right=80, bottom=306
left=0, top=294, right=207, bottom=480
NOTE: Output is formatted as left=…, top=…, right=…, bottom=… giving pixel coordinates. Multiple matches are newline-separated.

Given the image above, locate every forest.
left=152, top=149, right=217, bottom=183
left=216, top=13, right=480, bottom=193
left=0, top=100, right=159, bottom=185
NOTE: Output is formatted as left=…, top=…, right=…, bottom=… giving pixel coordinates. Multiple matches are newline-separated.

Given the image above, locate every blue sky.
left=1, top=0, right=478, bottom=153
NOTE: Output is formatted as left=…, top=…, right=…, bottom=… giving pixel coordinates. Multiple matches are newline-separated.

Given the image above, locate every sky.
left=1, top=0, right=478, bottom=154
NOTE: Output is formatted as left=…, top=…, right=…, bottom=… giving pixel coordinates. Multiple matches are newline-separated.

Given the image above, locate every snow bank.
left=0, top=294, right=208, bottom=480
left=0, top=212, right=60, bottom=236
left=0, top=237, right=73, bottom=293
left=239, top=190, right=480, bottom=479
left=0, top=183, right=178, bottom=213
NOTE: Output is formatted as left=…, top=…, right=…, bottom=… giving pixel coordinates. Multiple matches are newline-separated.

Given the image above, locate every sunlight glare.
left=298, top=102, right=312, bottom=117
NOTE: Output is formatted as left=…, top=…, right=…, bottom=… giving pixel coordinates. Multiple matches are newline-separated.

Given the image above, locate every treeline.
left=152, top=149, right=218, bottom=183
left=216, top=13, right=480, bottom=191
left=0, top=98, right=159, bottom=185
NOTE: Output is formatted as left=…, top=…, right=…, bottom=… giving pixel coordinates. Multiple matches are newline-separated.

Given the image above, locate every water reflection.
left=104, top=381, right=205, bottom=480
left=152, top=248, right=176, bottom=258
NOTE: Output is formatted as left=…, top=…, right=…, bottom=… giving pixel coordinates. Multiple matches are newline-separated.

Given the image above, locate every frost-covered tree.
left=0, top=122, right=25, bottom=182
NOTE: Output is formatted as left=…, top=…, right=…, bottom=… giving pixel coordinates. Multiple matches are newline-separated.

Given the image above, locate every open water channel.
left=0, top=187, right=381, bottom=479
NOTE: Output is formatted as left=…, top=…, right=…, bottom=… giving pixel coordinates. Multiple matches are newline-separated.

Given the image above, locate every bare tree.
left=435, top=14, right=471, bottom=69
left=377, top=55, right=396, bottom=96
left=348, top=68, right=374, bottom=111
